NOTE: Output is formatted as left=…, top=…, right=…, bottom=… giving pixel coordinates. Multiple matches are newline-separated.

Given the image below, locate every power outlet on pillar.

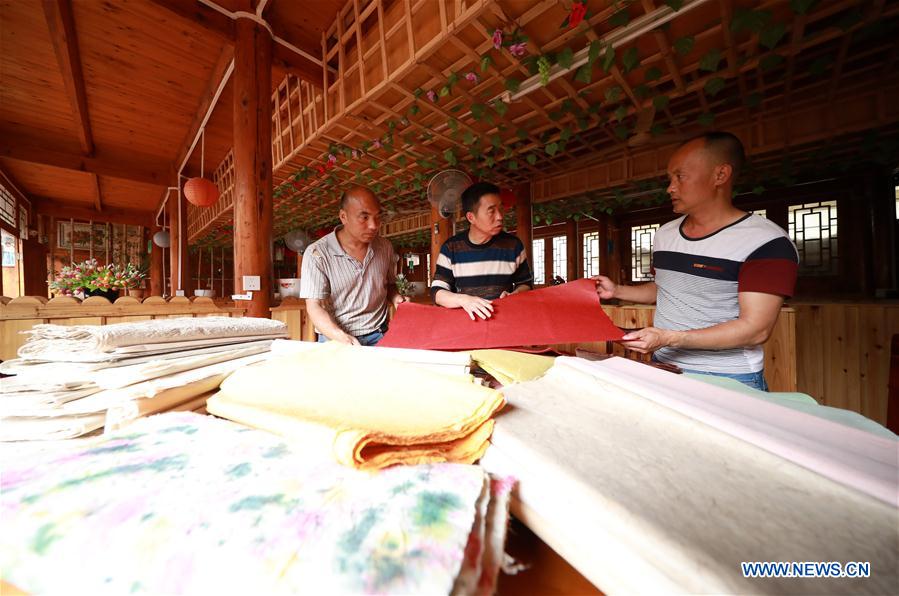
left=231, top=275, right=261, bottom=301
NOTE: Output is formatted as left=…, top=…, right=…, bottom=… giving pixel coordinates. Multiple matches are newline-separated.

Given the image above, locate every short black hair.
left=684, top=131, right=746, bottom=179
left=461, top=182, right=500, bottom=215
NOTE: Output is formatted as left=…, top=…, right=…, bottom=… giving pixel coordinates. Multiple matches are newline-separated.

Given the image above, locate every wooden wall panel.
left=763, top=309, right=797, bottom=393
left=794, top=304, right=899, bottom=425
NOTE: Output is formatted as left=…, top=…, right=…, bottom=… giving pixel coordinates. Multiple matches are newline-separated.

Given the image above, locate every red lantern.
left=500, top=187, right=516, bottom=211
left=184, top=177, right=220, bottom=207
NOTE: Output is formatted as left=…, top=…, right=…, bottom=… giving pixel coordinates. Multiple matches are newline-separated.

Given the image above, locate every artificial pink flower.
left=372, top=139, right=383, bottom=150
left=327, top=153, right=337, bottom=165
left=509, top=42, right=527, bottom=57
left=426, top=89, right=437, bottom=102
left=465, top=71, right=479, bottom=83
left=492, top=28, right=503, bottom=50
left=351, top=149, right=359, bottom=159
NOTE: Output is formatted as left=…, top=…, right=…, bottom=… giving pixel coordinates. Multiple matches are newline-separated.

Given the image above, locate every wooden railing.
left=0, top=295, right=247, bottom=361
left=270, top=298, right=314, bottom=342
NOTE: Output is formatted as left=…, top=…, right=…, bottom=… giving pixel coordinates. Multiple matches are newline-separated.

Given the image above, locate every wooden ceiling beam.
left=149, top=0, right=322, bottom=87
left=172, top=45, right=234, bottom=183
left=42, top=0, right=93, bottom=156
left=92, top=174, right=102, bottom=212
left=718, top=0, right=750, bottom=113
left=0, top=138, right=171, bottom=187
left=33, top=197, right=155, bottom=227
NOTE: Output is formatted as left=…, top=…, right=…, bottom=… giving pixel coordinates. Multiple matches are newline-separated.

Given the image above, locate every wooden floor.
left=497, top=517, right=602, bottom=596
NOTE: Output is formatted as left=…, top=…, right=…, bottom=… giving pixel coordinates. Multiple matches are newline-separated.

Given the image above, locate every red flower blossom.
left=569, top=1, right=587, bottom=28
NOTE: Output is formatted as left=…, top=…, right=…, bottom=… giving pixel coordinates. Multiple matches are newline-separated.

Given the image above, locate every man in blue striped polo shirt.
left=431, top=182, right=533, bottom=320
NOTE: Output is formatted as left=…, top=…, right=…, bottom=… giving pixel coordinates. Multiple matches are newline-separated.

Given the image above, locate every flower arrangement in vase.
left=48, top=258, right=142, bottom=301
left=394, top=273, right=415, bottom=297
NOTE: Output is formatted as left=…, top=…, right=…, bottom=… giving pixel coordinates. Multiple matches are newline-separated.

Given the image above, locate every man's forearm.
left=614, top=281, right=657, bottom=304
left=434, top=288, right=462, bottom=308
left=305, top=299, right=348, bottom=340
left=667, top=318, right=772, bottom=350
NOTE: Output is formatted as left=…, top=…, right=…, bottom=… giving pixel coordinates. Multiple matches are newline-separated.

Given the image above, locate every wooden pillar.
left=167, top=196, right=190, bottom=296
left=544, top=237, right=553, bottom=282
left=514, top=182, right=533, bottom=270
left=597, top=213, right=610, bottom=278
left=566, top=219, right=577, bottom=281
left=865, top=167, right=895, bottom=295
left=607, top=217, right=624, bottom=286
left=232, top=9, right=273, bottom=318
left=430, top=204, right=451, bottom=279
left=296, top=252, right=303, bottom=279
left=149, top=226, right=164, bottom=296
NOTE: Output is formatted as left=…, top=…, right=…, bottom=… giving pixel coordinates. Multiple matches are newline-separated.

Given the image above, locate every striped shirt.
left=652, top=214, right=799, bottom=374
left=430, top=231, right=532, bottom=300
left=300, top=228, right=396, bottom=336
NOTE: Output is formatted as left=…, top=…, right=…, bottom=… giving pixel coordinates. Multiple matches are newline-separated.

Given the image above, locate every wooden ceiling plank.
left=34, top=197, right=154, bottom=227
left=0, top=139, right=170, bottom=187
left=718, top=0, right=750, bottom=113
left=470, top=16, right=584, bottom=164
left=376, top=0, right=389, bottom=83
left=337, top=11, right=347, bottom=115
left=147, top=0, right=234, bottom=43
left=353, top=0, right=366, bottom=97
left=444, top=35, right=568, bottom=171
left=651, top=28, right=686, bottom=94
left=42, top=0, right=93, bottom=155
left=173, top=45, right=235, bottom=183
left=417, top=63, right=542, bottom=176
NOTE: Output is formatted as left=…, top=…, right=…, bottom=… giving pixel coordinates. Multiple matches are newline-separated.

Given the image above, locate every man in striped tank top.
left=594, top=132, right=799, bottom=390
left=431, top=182, right=533, bottom=320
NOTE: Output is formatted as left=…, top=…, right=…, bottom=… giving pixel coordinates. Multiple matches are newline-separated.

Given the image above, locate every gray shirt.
left=300, top=228, right=396, bottom=336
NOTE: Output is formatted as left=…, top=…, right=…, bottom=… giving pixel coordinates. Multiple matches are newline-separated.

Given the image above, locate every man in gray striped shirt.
left=300, top=186, right=405, bottom=346
left=595, top=132, right=798, bottom=391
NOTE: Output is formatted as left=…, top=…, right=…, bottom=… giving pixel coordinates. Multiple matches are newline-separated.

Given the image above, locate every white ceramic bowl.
left=277, top=278, right=301, bottom=299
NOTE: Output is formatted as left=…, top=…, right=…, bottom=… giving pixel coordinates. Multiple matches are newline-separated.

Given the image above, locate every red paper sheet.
left=380, top=278, right=625, bottom=350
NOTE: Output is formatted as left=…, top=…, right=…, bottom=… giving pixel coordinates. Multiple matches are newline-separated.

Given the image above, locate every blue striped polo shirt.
left=430, top=231, right=533, bottom=300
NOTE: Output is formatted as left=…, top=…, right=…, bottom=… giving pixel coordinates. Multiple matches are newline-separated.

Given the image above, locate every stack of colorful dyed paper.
left=1, top=412, right=512, bottom=595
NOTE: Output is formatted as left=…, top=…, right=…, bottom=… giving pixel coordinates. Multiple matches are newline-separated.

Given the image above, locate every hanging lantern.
left=153, top=230, right=171, bottom=248
left=183, top=127, right=219, bottom=207
left=184, top=177, right=220, bottom=207
left=500, top=187, right=516, bottom=211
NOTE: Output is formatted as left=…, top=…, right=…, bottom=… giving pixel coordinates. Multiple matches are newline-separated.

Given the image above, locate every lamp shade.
left=184, top=177, right=220, bottom=207
left=153, top=230, right=171, bottom=248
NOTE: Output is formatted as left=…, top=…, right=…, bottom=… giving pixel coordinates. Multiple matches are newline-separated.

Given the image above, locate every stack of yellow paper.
left=470, top=349, right=555, bottom=385
left=207, top=343, right=505, bottom=470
